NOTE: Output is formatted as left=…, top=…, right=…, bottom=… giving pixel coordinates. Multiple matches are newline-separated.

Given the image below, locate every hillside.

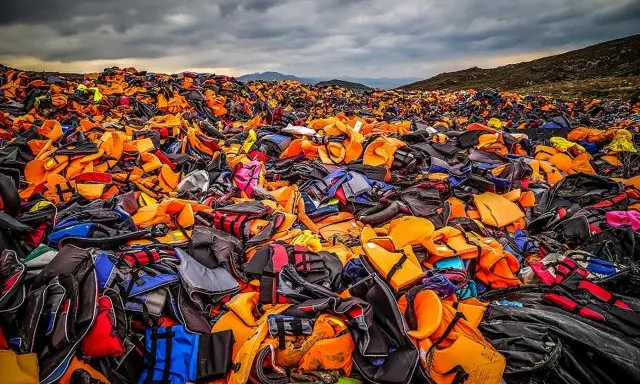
left=403, top=34, right=640, bottom=99
left=315, top=79, right=371, bottom=91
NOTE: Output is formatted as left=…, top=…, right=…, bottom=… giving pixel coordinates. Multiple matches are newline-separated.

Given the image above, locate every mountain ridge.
left=236, top=72, right=419, bottom=89
left=401, top=34, right=640, bottom=99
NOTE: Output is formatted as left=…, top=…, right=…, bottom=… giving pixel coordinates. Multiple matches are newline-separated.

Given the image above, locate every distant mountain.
left=316, top=79, right=371, bottom=91
left=237, top=72, right=419, bottom=89
left=402, top=34, right=640, bottom=99
left=339, top=76, right=421, bottom=89
left=237, top=72, right=315, bottom=84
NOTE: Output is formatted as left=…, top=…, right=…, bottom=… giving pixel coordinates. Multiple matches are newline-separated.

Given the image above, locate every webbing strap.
left=161, top=331, right=173, bottom=383
left=293, top=250, right=310, bottom=272
left=446, top=365, right=470, bottom=384
left=145, top=329, right=175, bottom=384
left=55, top=183, right=74, bottom=201
left=386, top=253, right=408, bottom=284
left=433, top=311, right=466, bottom=347
left=461, top=231, right=482, bottom=259
left=291, top=319, right=303, bottom=335
left=124, top=270, right=139, bottom=298
left=144, top=328, right=159, bottom=384
left=175, top=219, right=194, bottom=257
left=276, top=318, right=286, bottom=350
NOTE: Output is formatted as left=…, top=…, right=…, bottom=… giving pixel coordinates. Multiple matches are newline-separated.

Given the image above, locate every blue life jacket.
left=138, top=325, right=199, bottom=384
left=95, top=253, right=118, bottom=289
left=122, top=264, right=180, bottom=297
left=48, top=223, right=96, bottom=246
left=137, top=325, right=234, bottom=384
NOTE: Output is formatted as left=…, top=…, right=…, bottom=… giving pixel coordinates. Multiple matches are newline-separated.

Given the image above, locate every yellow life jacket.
left=360, top=226, right=424, bottom=291
left=423, top=226, right=480, bottom=264
left=211, top=293, right=290, bottom=384
left=387, top=216, right=435, bottom=249
left=399, top=289, right=505, bottom=384
left=0, top=350, right=39, bottom=384
left=473, top=192, right=525, bottom=228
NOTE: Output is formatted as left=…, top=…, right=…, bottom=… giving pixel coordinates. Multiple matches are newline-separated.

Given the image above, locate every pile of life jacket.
left=0, top=65, right=640, bottom=384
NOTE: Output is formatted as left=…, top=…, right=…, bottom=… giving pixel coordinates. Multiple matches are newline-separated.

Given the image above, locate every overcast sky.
left=1, top=0, right=639, bottom=78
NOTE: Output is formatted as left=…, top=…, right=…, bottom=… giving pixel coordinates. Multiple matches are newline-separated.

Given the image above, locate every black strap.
left=144, top=328, right=159, bottom=384
left=161, top=330, right=173, bottom=384
left=293, top=250, right=310, bottom=272
left=238, top=164, right=259, bottom=194
left=262, top=270, right=278, bottom=278
left=228, top=213, right=241, bottom=233
left=174, top=218, right=194, bottom=257
left=433, top=311, right=466, bottom=347
left=149, top=331, right=175, bottom=340
left=126, top=250, right=150, bottom=268
left=276, top=318, right=286, bottom=350
left=231, top=214, right=250, bottom=239
left=441, top=240, right=459, bottom=257
left=404, top=286, right=423, bottom=331
left=425, top=311, right=468, bottom=376
left=143, top=249, right=156, bottom=265
left=139, top=294, right=173, bottom=384
left=323, top=143, right=342, bottom=164
left=124, top=270, right=140, bottom=298
left=386, top=253, right=408, bottom=284
left=445, top=365, right=469, bottom=384
left=461, top=231, right=482, bottom=259
left=291, top=319, right=303, bottom=335
left=144, top=330, right=175, bottom=384
left=55, top=183, right=74, bottom=200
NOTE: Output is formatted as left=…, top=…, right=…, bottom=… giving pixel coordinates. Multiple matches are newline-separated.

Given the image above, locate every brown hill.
left=402, top=34, right=640, bottom=99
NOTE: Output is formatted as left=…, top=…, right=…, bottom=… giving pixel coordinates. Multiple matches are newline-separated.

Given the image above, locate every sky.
left=0, top=0, right=639, bottom=78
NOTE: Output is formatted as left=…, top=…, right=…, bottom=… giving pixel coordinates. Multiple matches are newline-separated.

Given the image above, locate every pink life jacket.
left=605, top=210, right=640, bottom=231
left=233, top=160, right=262, bottom=197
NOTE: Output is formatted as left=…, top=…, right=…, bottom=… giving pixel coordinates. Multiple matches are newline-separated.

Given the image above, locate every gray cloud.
left=0, top=0, right=638, bottom=77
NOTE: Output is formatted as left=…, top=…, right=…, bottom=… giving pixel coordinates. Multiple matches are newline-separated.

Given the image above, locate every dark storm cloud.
left=0, top=0, right=639, bottom=77
left=595, top=1, right=640, bottom=24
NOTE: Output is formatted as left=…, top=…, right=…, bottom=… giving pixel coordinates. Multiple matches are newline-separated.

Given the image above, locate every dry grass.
left=512, top=75, right=640, bottom=100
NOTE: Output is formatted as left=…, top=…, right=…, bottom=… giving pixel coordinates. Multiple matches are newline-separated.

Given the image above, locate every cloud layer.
left=1, top=0, right=639, bottom=77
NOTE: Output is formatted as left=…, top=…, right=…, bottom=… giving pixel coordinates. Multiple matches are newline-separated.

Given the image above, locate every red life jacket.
left=81, top=293, right=125, bottom=358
